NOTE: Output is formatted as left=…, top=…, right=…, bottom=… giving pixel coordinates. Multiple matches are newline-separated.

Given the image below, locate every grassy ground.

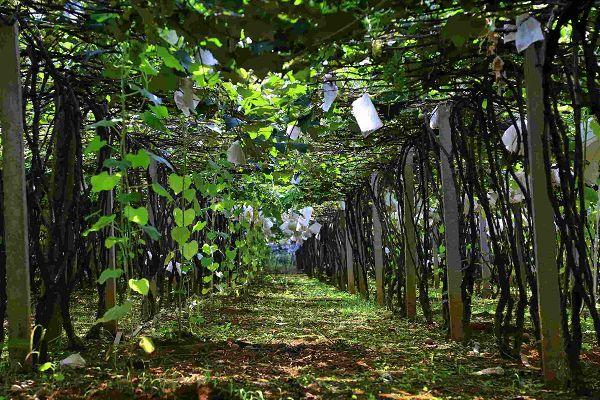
left=1, top=274, right=599, bottom=399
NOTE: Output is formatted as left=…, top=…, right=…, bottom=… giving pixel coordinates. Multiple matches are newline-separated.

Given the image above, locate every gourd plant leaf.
left=129, top=278, right=150, bottom=296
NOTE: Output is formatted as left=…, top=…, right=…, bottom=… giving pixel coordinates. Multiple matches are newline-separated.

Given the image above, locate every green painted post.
left=524, top=42, right=568, bottom=384
left=435, top=103, right=465, bottom=341
left=0, top=22, right=32, bottom=366
left=371, top=173, right=384, bottom=305
left=403, top=150, right=417, bottom=317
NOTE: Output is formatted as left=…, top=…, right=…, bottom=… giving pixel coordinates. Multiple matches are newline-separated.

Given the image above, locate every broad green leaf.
left=129, top=278, right=150, bottom=295
left=143, top=225, right=161, bottom=241
left=125, top=150, right=150, bottom=169
left=83, top=214, right=116, bottom=236
left=105, top=236, right=127, bottom=249
left=201, top=257, right=213, bottom=267
left=182, top=188, right=196, bottom=202
left=202, top=243, right=218, bottom=255
left=39, top=362, right=53, bottom=372
left=84, top=136, right=107, bottom=154
left=139, top=336, right=155, bottom=354
left=97, top=268, right=124, bottom=284
left=125, top=206, right=149, bottom=225
left=226, top=249, right=237, bottom=260
left=97, top=301, right=132, bottom=323
left=150, top=104, right=169, bottom=119
left=142, top=110, right=167, bottom=131
left=151, top=182, right=173, bottom=201
left=157, top=46, right=184, bottom=71
left=174, top=208, right=195, bottom=226
left=192, top=220, right=207, bottom=232
left=171, top=226, right=190, bottom=245
left=91, top=172, right=120, bottom=192
left=182, top=240, right=199, bottom=260
left=207, top=262, right=219, bottom=272
left=168, top=174, right=187, bottom=194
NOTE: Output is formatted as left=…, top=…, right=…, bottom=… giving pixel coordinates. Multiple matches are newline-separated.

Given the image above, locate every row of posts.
left=0, top=22, right=568, bottom=383
left=336, top=42, right=565, bottom=384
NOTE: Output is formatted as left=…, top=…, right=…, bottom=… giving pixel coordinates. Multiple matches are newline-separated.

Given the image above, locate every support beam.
left=370, top=173, right=384, bottom=305
left=0, top=22, right=32, bottom=366
left=524, top=42, right=567, bottom=384
left=342, top=207, right=356, bottom=294
left=435, top=104, right=464, bottom=341
left=478, top=209, right=492, bottom=298
left=403, top=150, right=417, bottom=317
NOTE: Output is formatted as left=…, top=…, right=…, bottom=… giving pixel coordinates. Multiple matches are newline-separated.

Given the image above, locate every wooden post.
left=403, top=150, right=417, bottom=317
left=524, top=42, right=567, bottom=384
left=370, top=173, right=384, bottom=305
left=0, top=22, right=32, bottom=366
left=478, top=209, right=492, bottom=297
left=436, top=103, right=464, bottom=340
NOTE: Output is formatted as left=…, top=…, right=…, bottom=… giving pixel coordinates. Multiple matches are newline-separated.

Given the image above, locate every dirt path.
left=4, top=275, right=597, bottom=399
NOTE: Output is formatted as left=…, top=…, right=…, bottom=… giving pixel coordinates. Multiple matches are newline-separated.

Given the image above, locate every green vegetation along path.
left=7, top=274, right=596, bottom=399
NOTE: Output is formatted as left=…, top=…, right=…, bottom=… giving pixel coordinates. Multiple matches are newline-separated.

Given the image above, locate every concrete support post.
left=435, top=104, right=464, bottom=341
left=524, top=42, right=567, bottom=384
left=403, top=150, right=417, bottom=317
left=0, top=23, right=32, bottom=366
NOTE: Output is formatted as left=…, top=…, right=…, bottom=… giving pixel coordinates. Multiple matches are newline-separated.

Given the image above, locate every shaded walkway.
left=10, top=275, right=594, bottom=399
left=145, top=275, right=578, bottom=399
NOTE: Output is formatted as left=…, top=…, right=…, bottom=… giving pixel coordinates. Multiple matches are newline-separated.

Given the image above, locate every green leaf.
left=139, top=336, right=155, bottom=354
left=171, top=226, right=190, bottom=245
left=202, top=243, right=218, bottom=255
left=97, top=301, right=132, bottom=323
left=143, top=225, right=161, bottom=241
left=84, top=136, right=107, bottom=154
left=150, top=104, right=169, bottom=119
left=142, top=110, right=167, bottom=131
left=83, top=214, right=116, bottom=236
left=125, top=150, right=150, bottom=169
left=125, top=206, right=149, bottom=225
left=117, top=192, right=141, bottom=204
left=105, top=236, right=126, bottom=249
left=157, top=46, right=184, bottom=71
left=192, top=220, right=207, bottom=232
left=168, top=174, right=185, bottom=194
left=129, top=278, right=150, bottom=295
left=201, top=257, right=213, bottom=267
left=226, top=249, right=237, bottom=260
left=89, top=118, right=122, bottom=128
left=39, top=362, right=54, bottom=372
left=182, top=240, right=199, bottom=260
left=91, top=172, right=121, bottom=192
left=151, top=182, right=173, bottom=201
left=97, top=268, right=124, bottom=284
left=182, top=188, right=196, bottom=202
left=207, top=262, right=219, bottom=272
left=174, top=208, right=195, bottom=226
